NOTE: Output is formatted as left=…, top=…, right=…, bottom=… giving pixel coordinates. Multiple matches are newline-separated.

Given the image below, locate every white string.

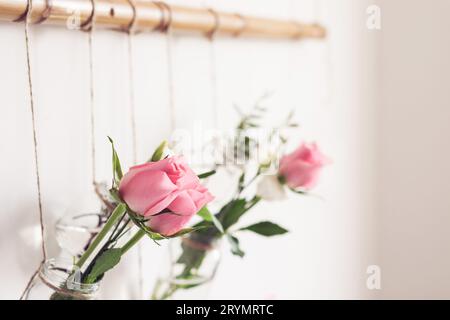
left=127, top=35, right=138, bottom=164
left=88, top=29, right=97, bottom=185
left=24, top=0, right=46, bottom=261
left=126, top=30, right=144, bottom=299
left=208, top=33, right=219, bottom=128
left=203, top=0, right=219, bottom=128
left=124, top=0, right=144, bottom=297
left=165, top=29, right=176, bottom=133
left=19, top=0, right=47, bottom=300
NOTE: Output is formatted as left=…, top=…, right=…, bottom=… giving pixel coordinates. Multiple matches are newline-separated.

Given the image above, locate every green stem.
left=75, top=203, right=127, bottom=269
left=160, top=285, right=178, bottom=300
left=237, top=172, right=260, bottom=197
left=109, top=218, right=131, bottom=243
left=120, top=228, right=146, bottom=255
left=151, top=279, right=177, bottom=300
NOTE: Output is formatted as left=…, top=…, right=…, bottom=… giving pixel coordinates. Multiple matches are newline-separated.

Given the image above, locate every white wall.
left=377, top=0, right=450, bottom=299
left=0, top=0, right=379, bottom=299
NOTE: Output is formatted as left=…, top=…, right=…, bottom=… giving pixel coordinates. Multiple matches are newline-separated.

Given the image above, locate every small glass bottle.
left=152, top=235, right=222, bottom=300
left=55, top=183, right=117, bottom=257
left=55, top=211, right=109, bottom=258
left=25, top=258, right=99, bottom=300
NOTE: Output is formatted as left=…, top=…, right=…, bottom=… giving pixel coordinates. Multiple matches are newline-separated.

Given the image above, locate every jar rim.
left=39, top=258, right=100, bottom=295
left=55, top=212, right=106, bottom=234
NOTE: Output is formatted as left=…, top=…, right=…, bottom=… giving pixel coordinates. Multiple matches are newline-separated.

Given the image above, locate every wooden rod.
left=0, top=0, right=326, bottom=39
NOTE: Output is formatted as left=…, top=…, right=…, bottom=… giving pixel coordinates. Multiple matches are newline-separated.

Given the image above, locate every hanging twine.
left=127, top=0, right=138, bottom=164
left=83, top=2, right=116, bottom=209
left=88, top=33, right=97, bottom=184
left=127, top=40, right=138, bottom=163
left=19, top=0, right=47, bottom=300
left=83, top=3, right=120, bottom=211
left=124, top=0, right=144, bottom=298
left=83, top=0, right=97, bottom=186
left=127, top=38, right=145, bottom=296
left=206, top=8, right=219, bottom=128
left=154, top=1, right=176, bottom=133
left=166, top=33, right=176, bottom=133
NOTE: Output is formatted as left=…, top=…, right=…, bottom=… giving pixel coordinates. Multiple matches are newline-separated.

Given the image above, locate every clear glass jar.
left=55, top=211, right=109, bottom=258
left=152, top=235, right=222, bottom=300
left=55, top=183, right=118, bottom=258
left=25, top=258, right=100, bottom=300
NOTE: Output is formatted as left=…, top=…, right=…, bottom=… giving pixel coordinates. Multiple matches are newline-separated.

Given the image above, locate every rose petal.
left=187, top=188, right=215, bottom=210
left=143, top=190, right=180, bottom=216
left=119, top=170, right=177, bottom=214
left=167, top=191, right=198, bottom=215
left=281, top=161, right=321, bottom=189
left=147, top=212, right=194, bottom=236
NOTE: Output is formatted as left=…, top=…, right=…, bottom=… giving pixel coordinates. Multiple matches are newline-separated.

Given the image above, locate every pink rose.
left=278, top=142, right=330, bottom=190
left=119, top=156, right=214, bottom=236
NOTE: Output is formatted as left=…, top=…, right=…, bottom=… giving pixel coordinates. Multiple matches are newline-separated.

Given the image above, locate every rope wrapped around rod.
left=0, top=0, right=326, bottom=40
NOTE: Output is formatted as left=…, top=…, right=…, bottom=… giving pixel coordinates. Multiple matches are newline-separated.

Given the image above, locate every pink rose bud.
left=278, top=142, right=330, bottom=190
left=119, top=156, right=214, bottom=236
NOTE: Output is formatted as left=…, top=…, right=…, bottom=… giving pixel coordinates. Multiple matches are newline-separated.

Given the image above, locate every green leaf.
left=85, top=248, right=122, bottom=284
left=108, top=137, right=123, bottom=184
left=219, top=199, right=247, bottom=231
left=197, top=170, right=216, bottom=179
left=138, top=224, right=166, bottom=242
left=197, top=206, right=212, bottom=222
left=286, top=110, right=295, bottom=122
left=125, top=208, right=166, bottom=243
left=219, top=196, right=261, bottom=231
left=239, top=221, right=288, bottom=237
left=210, top=215, right=224, bottom=234
left=150, top=140, right=168, bottom=162
left=243, top=136, right=252, bottom=158
left=174, top=283, right=203, bottom=290
left=289, top=187, right=307, bottom=195
left=237, top=172, right=245, bottom=192
left=226, top=234, right=245, bottom=258
left=168, top=227, right=203, bottom=238
left=259, top=160, right=272, bottom=170
left=126, top=207, right=204, bottom=242
left=197, top=207, right=224, bottom=234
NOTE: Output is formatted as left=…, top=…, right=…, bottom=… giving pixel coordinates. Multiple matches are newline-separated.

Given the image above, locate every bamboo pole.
left=0, top=0, right=326, bottom=39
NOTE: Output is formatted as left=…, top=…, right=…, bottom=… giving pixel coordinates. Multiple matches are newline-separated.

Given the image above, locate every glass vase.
left=152, top=235, right=222, bottom=300
left=24, top=257, right=100, bottom=300
left=55, top=211, right=109, bottom=258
